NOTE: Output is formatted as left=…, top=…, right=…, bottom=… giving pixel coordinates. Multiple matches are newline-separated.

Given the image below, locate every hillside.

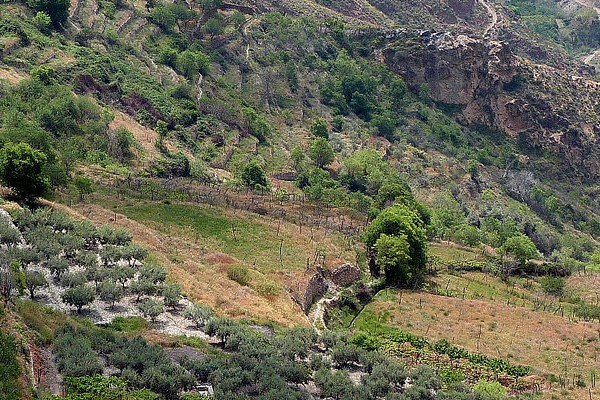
left=0, top=0, right=599, bottom=398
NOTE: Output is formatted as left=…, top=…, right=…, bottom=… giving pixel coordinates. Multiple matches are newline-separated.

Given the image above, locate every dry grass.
left=0, top=67, right=27, bottom=84
left=108, top=111, right=160, bottom=165
left=47, top=199, right=355, bottom=327
left=567, top=273, right=600, bottom=304
left=362, top=289, right=600, bottom=383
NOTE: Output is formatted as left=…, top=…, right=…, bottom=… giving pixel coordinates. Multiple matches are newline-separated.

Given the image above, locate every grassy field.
left=352, top=282, right=600, bottom=399
left=61, top=199, right=356, bottom=326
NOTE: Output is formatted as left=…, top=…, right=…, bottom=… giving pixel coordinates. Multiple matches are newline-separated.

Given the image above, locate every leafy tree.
left=72, top=176, right=94, bottom=201
left=204, top=16, right=225, bottom=37
left=61, top=285, right=96, bottom=313
left=183, top=303, right=213, bottom=329
left=149, top=4, right=177, bottom=31
left=61, top=271, right=88, bottom=288
left=138, top=299, right=165, bottom=323
left=308, top=137, right=334, bottom=168
left=98, top=226, right=133, bottom=246
left=161, top=282, right=181, bottom=309
left=131, top=279, right=158, bottom=301
left=332, top=115, right=344, bottom=132
left=33, top=11, right=52, bottom=32
left=310, top=118, right=329, bottom=138
left=26, top=0, right=69, bottom=27
left=540, top=276, right=565, bottom=297
left=430, top=192, right=466, bottom=239
left=290, top=146, right=305, bottom=171
left=240, top=160, right=268, bottom=189
left=158, top=47, right=179, bottom=68
left=99, top=280, right=124, bottom=308
left=73, top=250, right=99, bottom=269
left=177, top=50, right=211, bottom=79
left=339, top=148, right=394, bottom=195
left=452, top=224, right=482, bottom=247
left=0, top=142, right=49, bottom=201
left=371, top=113, right=396, bottom=140
left=0, top=219, right=20, bottom=247
left=111, top=265, right=135, bottom=288
left=58, top=233, right=85, bottom=259
left=374, top=234, right=412, bottom=283
left=472, top=380, right=507, bottom=400
left=25, top=270, right=47, bottom=299
left=122, top=244, right=149, bottom=268
left=139, top=264, right=167, bottom=284
left=364, top=203, right=428, bottom=284
left=0, top=262, right=15, bottom=305
left=499, top=234, right=539, bottom=267
left=85, top=264, right=108, bottom=289
left=46, top=256, right=69, bottom=279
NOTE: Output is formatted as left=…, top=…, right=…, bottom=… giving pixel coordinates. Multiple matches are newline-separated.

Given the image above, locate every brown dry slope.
left=45, top=200, right=311, bottom=326
left=367, top=290, right=600, bottom=384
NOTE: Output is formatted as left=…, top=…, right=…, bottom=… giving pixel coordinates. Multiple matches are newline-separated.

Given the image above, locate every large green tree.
left=499, top=234, right=539, bottom=267
left=364, top=203, right=428, bottom=285
left=308, top=137, right=334, bottom=168
left=0, top=142, right=49, bottom=201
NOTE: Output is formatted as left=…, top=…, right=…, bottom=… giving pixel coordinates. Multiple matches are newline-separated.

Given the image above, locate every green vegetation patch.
left=115, top=203, right=308, bottom=272
left=0, top=332, right=22, bottom=400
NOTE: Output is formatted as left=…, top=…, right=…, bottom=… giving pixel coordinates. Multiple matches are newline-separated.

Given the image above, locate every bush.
left=26, top=0, right=70, bottom=27
left=240, top=160, right=268, bottom=189
left=54, top=325, right=102, bottom=377
left=226, top=265, right=250, bottom=286
left=310, top=118, right=329, bottom=138
left=540, top=276, right=565, bottom=297
left=472, top=380, right=507, bottom=400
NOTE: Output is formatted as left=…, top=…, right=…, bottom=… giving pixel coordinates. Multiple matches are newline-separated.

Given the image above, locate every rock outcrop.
left=382, top=31, right=600, bottom=180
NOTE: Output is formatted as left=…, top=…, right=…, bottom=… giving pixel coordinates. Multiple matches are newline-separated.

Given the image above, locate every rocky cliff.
left=381, top=31, right=600, bottom=180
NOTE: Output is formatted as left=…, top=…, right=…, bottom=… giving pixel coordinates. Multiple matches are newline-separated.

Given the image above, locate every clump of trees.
left=364, top=202, right=428, bottom=285
left=2, top=207, right=182, bottom=321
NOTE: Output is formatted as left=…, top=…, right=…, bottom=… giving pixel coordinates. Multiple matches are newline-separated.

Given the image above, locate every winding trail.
left=583, top=48, right=600, bottom=64
left=311, top=291, right=339, bottom=333
left=479, top=0, right=498, bottom=37
left=572, top=0, right=600, bottom=65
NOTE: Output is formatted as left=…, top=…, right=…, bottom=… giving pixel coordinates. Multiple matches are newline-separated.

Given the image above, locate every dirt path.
left=479, top=0, right=498, bottom=37
left=583, top=48, right=600, bottom=64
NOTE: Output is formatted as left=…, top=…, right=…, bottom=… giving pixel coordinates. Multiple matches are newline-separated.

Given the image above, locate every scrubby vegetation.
left=0, top=0, right=599, bottom=398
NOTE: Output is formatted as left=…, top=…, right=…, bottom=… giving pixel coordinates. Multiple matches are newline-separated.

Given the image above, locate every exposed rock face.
left=382, top=31, right=600, bottom=180
left=330, top=264, right=361, bottom=287
left=383, top=32, right=517, bottom=125
left=447, top=0, right=477, bottom=19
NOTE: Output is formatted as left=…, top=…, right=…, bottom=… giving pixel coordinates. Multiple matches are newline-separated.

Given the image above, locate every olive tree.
left=138, top=299, right=164, bottom=323
left=25, top=270, right=47, bottom=299
left=182, top=303, right=213, bottom=329
left=99, top=280, right=124, bottom=308
left=161, top=282, right=181, bottom=309
left=61, top=285, right=95, bottom=313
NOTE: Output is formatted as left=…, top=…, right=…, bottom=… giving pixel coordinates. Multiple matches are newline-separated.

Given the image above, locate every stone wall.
left=300, top=272, right=327, bottom=313
left=330, top=263, right=361, bottom=287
